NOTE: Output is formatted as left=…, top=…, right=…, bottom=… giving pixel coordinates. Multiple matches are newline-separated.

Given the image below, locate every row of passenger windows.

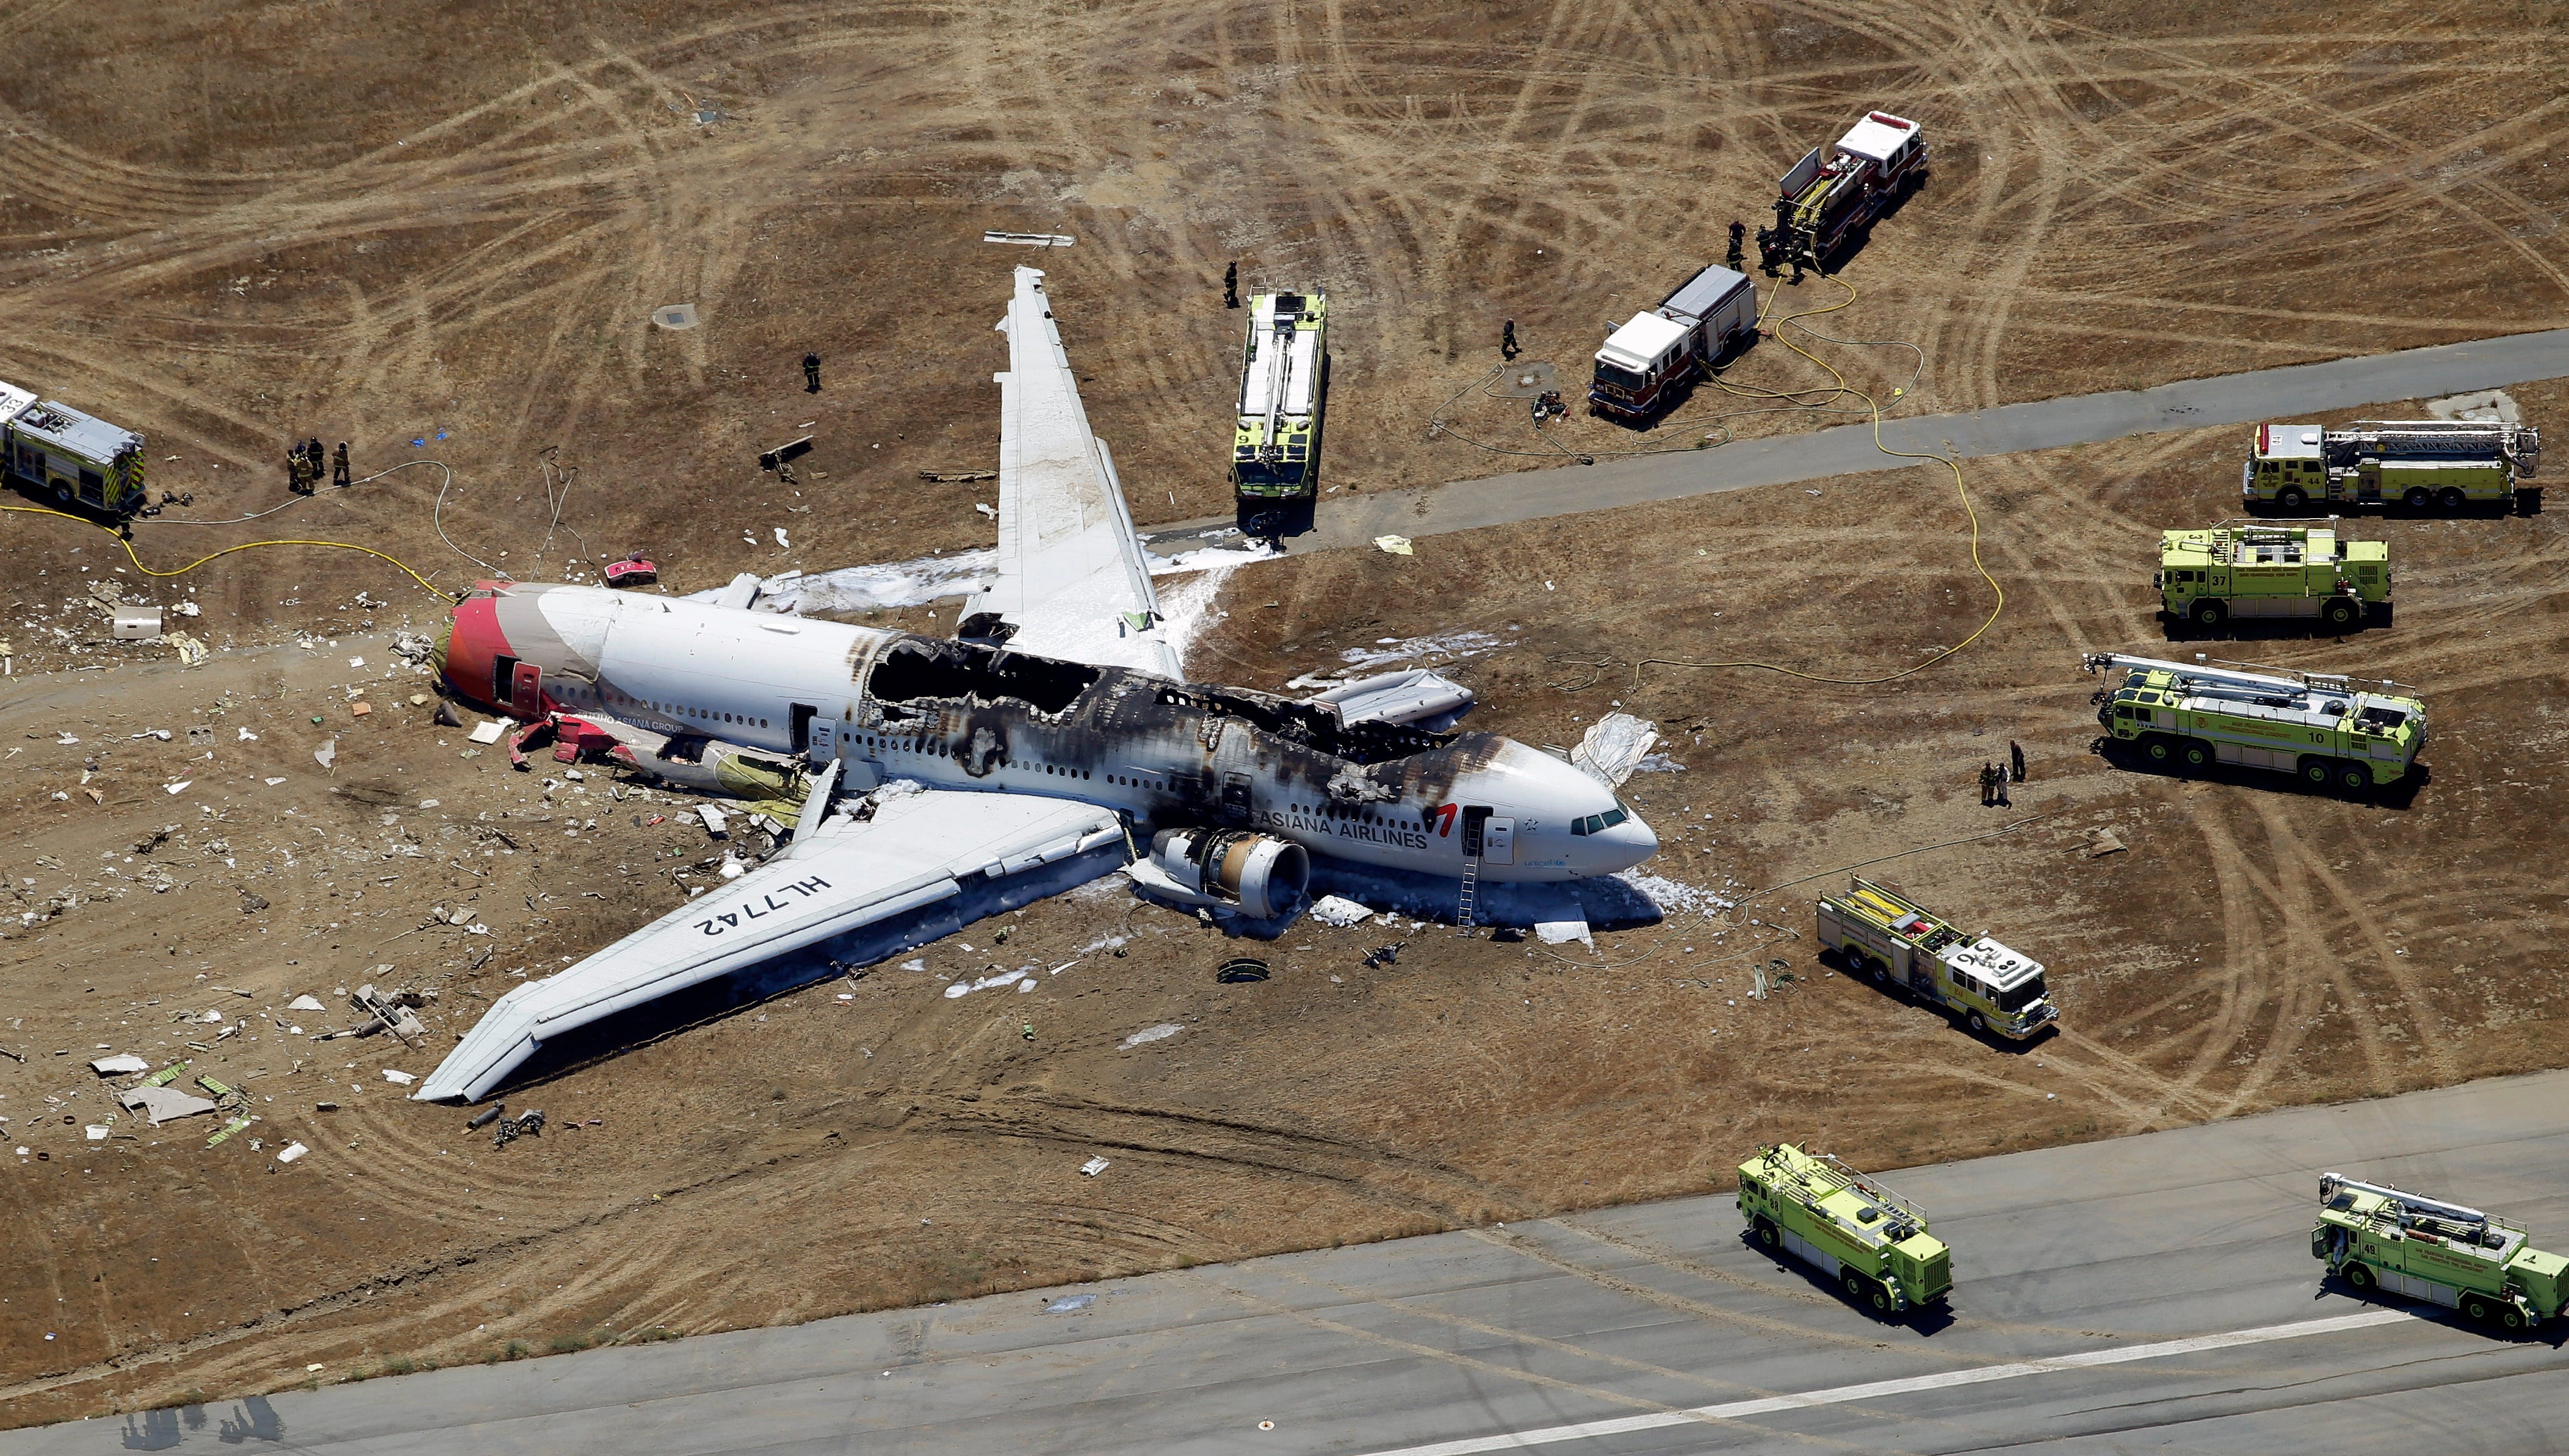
left=579, top=682, right=770, bottom=730
left=1569, top=805, right=1631, bottom=837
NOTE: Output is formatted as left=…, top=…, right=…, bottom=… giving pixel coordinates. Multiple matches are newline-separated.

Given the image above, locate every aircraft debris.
left=1306, top=895, right=1375, bottom=928
left=466, top=1105, right=505, bottom=1132
left=469, top=719, right=508, bottom=744
left=288, top=994, right=326, bottom=1012
left=1373, top=535, right=1415, bottom=555
left=112, top=607, right=162, bottom=640
left=1118, top=1024, right=1184, bottom=1050
left=89, top=1053, right=150, bottom=1075
left=314, top=740, right=336, bottom=770
left=166, top=631, right=208, bottom=666
left=119, top=1085, right=217, bottom=1126
left=2085, top=827, right=2128, bottom=857
left=493, top=1109, right=545, bottom=1147
left=382, top=1069, right=416, bottom=1086
left=276, top=1142, right=308, bottom=1164
left=1571, top=713, right=1660, bottom=788
left=920, top=469, right=997, bottom=483
left=1362, top=942, right=1405, bottom=968
left=1045, top=1293, right=1097, bottom=1312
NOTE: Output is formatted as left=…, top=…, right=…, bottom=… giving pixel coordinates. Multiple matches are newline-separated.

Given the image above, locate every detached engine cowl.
left=1146, top=827, right=1310, bottom=921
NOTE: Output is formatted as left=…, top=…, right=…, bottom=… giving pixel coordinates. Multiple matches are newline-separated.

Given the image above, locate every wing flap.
left=414, top=789, right=1125, bottom=1101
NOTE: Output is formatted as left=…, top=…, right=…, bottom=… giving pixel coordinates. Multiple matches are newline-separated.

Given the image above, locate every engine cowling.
left=1150, top=828, right=1310, bottom=921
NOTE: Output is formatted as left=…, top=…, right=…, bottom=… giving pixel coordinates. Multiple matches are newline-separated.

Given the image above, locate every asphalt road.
left=1144, top=326, right=2569, bottom=555
left=23, top=1069, right=2569, bottom=1454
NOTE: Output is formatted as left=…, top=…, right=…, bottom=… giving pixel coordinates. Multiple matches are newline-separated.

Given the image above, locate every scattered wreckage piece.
left=120, top=1086, right=218, bottom=1126
left=1299, top=668, right=1476, bottom=732
left=413, top=776, right=1125, bottom=1101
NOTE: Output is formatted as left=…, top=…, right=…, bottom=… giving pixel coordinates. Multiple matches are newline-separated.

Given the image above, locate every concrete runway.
left=1144, top=326, right=2569, bottom=556
left=21, top=1069, right=2569, bottom=1454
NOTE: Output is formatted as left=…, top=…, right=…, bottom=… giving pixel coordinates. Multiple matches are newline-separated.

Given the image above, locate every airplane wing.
left=980, top=265, right=1183, bottom=679
left=413, top=786, right=1127, bottom=1101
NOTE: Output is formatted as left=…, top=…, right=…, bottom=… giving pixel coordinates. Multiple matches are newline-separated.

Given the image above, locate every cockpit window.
left=1569, top=806, right=1631, bottom=837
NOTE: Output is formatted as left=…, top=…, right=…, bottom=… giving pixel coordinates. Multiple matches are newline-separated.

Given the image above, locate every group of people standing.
left=287, top=438, right=350, bottom=495
left=1979, top=741, right=2028, bottom=806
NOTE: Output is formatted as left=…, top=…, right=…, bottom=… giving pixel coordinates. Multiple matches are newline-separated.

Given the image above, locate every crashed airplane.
left=414, top=266, right=1657, bottom=1101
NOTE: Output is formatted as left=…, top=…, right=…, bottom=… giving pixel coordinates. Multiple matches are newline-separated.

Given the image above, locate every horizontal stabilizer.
left=413, top=788, right=1124, bottom=1101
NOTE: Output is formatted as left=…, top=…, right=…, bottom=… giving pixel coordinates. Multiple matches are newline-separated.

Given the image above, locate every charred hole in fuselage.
left=867, top=638, right=1102, bottom=716
left=1155, top=683, right=1458, bottom=767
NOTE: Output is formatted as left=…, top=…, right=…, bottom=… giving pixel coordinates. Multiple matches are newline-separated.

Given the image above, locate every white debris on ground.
left=1078, top=1156, right=1110, bottom=1177
left=1046, top=1293, right=1097, bottom=1312
left=1572, top=713, right=1659, bottom=788
left=1118, top=1023, right=1184, bottom=1049
left=1147, top=540, right=1280, bottom=576
left=1074, top=932, right=1129, bottom=956
left=1536, top=919, right=1594, bottom=948
left=89, top=1054, right=150, bottom=1076
left=1631, top=751, right=1687, bottom=773
left=2424, top=389, right=2521, bottom=424
left=1617, top=871, right=1738, bottom=919
left=944, top=967, right=1032, bottom=999
left=1286, top=628, right=1514, bottom=690
left=1306, top=895, right=1375, bottom=928
left=468, top=719, right=507, bottom=744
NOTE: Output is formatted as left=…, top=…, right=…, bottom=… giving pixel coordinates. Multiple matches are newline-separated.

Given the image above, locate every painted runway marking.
left=1359, top=1308, right=2413, bottom=1455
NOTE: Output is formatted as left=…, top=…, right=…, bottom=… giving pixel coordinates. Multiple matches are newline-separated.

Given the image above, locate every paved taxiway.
left=1143, top=325, right=2569, bottom=556
left=19, top=1069, right=2569, bottom=1454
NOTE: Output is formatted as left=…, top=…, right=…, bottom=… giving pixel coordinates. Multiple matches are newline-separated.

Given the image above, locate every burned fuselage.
left=438, top=582, right=1657, bottom=884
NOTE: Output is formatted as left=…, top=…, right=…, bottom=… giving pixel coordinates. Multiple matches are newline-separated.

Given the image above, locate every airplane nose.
left=1594, top=812, right=1658, bottom=871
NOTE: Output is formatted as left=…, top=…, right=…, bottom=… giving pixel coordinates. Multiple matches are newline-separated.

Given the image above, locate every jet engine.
left=1144, top=827, right=1310, bottom=921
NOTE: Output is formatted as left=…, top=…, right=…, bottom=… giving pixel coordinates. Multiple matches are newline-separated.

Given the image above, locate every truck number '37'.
left=696, top=875, right=834, bottom=935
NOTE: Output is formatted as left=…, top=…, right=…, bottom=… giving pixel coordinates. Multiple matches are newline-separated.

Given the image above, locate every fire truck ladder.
left=1256, top=305, right=1295, bottom=467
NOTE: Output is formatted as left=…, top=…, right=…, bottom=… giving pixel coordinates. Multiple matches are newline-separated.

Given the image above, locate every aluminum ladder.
left=1456, top=855, right=1481, bottom=934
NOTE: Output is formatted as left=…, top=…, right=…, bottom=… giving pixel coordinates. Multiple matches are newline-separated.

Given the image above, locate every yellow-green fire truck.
left=2313, top=1173, right=2569, bottom=1330
left=1738, top=1143, right=1953, bottom=1316
left=2085, top=652, right=2424, bottom=794
left=1230, top=289, right=1327, bottom=506
left=1818, top=878, right=2056, bottom=1039
left=1, top=379, right=147, bottom=516
left=2156, top=522, right=2388, bottom=632
left=2244, top=419, right=2538, bottom=513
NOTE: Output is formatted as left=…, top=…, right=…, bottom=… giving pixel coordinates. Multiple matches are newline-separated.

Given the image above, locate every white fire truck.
left=1755, top=111, right=1928, bottom=279
left=1586, top=264, right=1758, bottom=421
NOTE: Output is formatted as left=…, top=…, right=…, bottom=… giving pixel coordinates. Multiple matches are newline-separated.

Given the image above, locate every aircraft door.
left=790, top=703, right=818, bottom=755
left=510, top=661, right=544, bottom=719
left=807, top=716, right=836, bottom=762
left=1219, top=772, right=1253, bottom=826
left=1481, top=816, right=1515, bottom=865
left=1461, top=805, right=1491, bottom=857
